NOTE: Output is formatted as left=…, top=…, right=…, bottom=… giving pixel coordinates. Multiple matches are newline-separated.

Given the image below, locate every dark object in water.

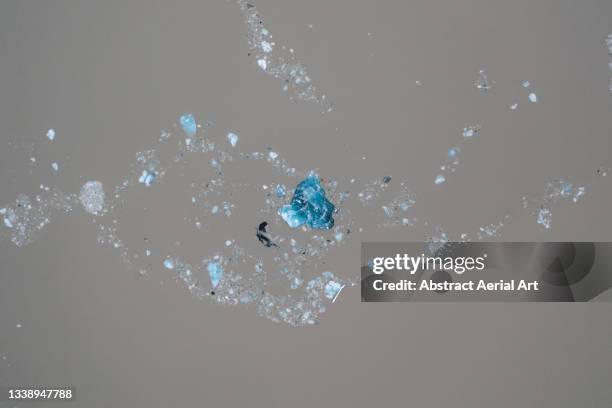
left=256, top=221, right=278, bottom=248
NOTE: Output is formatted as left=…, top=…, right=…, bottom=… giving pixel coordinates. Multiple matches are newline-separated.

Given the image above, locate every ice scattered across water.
left=237, top=0, right=332, bottom=113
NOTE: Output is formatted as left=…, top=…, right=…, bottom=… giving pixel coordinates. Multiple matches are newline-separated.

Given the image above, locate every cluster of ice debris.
left=434, top=125, right=481, bottom=185
left=2, top=3, right=612, bottom=327
left=1, top=106, right=609, bottom=325
left=522, top=179, right=586, bottom=229
left=237, top=0, right=332, bottom=113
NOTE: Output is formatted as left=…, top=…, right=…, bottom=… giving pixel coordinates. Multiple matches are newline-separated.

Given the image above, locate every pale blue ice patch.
left=163, top=258, right=175, bottom=270
left=435, top=174, right=446, bottom=185
left=139, top=170, right=156, bottom=187
left=180, top=114, right=197, bottom=137
left=324, top=280, right=344, bottom=301
left=275, top=184, right=287, bottom=198
left=46, top=129, right=56, bottom=141
left=207, top=261, right=223, bottom=289
left=227, top=132, right=239, bottom=147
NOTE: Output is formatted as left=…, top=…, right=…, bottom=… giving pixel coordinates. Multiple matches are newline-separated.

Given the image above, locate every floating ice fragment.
left=324, top=280, right=344, bottom=301
left=522, top=80, right=531, bottom=88
left=3, top=217, right=13, bottom=228
left=179, top=114, right=197, bottom=137
left=279, top=173, right=336, bottom=229
left=163, top=258, right=175, bottom=270
left=607, top=34, right=612, bottom=54
left=462, top=125, right=480, bottom=138
left=529, top=93, right=538, bottom=103
left=537, top=207, right=551, bottom=229
left=474, top=69, right=491, bottom=91
left=51, top=162, right=59, bottom=172
left=79, top=181, right=105, bottom=215
left=261, top=41, right=273, bottom=53
left=46, top=129, right=56, bottom=141
left=138, top=170, right=156, bottom=187
left=257, top=58, right=267, bottom=71
left=435, top=174, right=446, bottom=185
left=510, top=103, right=518, bottom=110
left=275, top=184, right=287, bottom=198
left=207, top=261, right=224, bottom=289
left=0, top=208, right=6, bottom=215
left=447, top=148, right=458, bottom=158
left=573, top=187, right=586, bottom=203
left=268, top=151, right=278, bottom=160
left=227, top=132, right=239, bottom=147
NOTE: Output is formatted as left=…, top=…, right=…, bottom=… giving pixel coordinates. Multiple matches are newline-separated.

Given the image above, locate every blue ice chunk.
left=207, top=261, right=224, bottom=289
left=227, top=132, right=239, bottom=147
left=163, top=258, right=175, bottom=270
left=275, top=184, right=287, bottom=198
left=139, top=170, right=156, bottom=187
left=46, top=129, right=56, bottom=141
left=435, top=174, right=446, bottom=185
left=324, top=280, right=344, bottom=300
left=279, top=174, right=335, bottom=230
left=180, top=114, right=197, bottom=137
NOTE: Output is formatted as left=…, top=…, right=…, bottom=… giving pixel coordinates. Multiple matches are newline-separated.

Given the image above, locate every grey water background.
left=1, top=0, right=612, bottom=407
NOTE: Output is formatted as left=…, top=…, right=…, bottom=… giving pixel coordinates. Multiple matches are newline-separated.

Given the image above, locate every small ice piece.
left=225, top=240, right=232, bottom=246
left=522, top=80, right=531, bottom=88
left=537, top=207, right=552, bottom=229
left=573, top=187, right=586, bottom=203
left=275, top=184, right=287, bottom=198
left=279, top=173, right=336, bottom=230
left=0, top=208, right=6, bottom=215
left=257, top=58, right=267, bottom=71
left=179, top=114, right=197, bottom=137
left=138, top=170, right=156, bottom=187
left=435, top=174, right=446, bottom=185
left=510, top=103, right=518, bottom=110
left=607, top=34, right=612, bottom=54
left=79, top=181, right=105, bottom=215
left=268, top=151, right=278, bottom=160
left=324, top=279, right=344, bottom=301
left=3, top=217, right=13, bottom=228
left=529, top=93, right=538, bottom=103
left=46, top=128, right=56, bottom=141
left=447, top=148, right=458, bottom=158
left=462, top=125, right=479, bottom=138
left=261, top=41, right=273, bottom=53
left=207, top=261, right=224, bottom=289
left=163, top=258, right=175, bottom=270
left=51, top=162, right=59, bottom=172
left=474, top=69, right=491, bottom=91
left=227, top=132, right=239, bottom=147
